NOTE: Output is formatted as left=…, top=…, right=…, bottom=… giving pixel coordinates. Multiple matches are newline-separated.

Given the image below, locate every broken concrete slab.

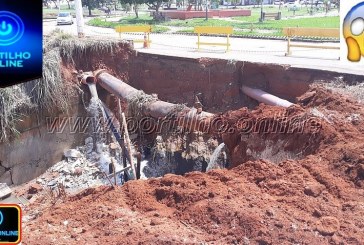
left=0, top=183, right=12, bottom=199
left=64, top=149, right=82, bottom=159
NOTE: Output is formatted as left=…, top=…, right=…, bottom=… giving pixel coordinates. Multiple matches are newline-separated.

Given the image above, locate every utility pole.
left=75, top=0, right=85, bottom=37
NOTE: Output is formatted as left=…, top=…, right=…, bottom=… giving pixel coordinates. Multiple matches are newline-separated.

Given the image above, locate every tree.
left=176, top=0, right=183, bottom=8
left=121, top=3, right=132, bottom=12
left=52, top=0, right=59, bottom=8
left=323, top=0, right=329, bottom=13
left=65, top=0, right=75, bottom=9
left=145, top=0, right=169, bottom=14
left=107, top=0, right=119, bottom=10
left=119, top=0, right=168, bottom=17
left=82, top=0, right=102, bottom=16
left=119, top=0, right=144, bottom=17
left=231, top=0, right=240, bottom=8
left=252, top=0, right=262, bottom=8
left=332, top=0, right=339, bottom=10
left=43, top=0, right=50, bottom=7
left=184, top=0, right=202, bottom=11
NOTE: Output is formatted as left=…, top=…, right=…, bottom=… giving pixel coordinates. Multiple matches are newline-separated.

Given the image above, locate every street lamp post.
left=205, top=0, right=208, bottom=21
left=260, top=0, right=264, bottom=22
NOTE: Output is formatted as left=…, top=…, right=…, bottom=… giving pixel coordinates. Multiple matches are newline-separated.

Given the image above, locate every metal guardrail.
left=115, top=25, right=152, bottom=47
left=194, top=26, right=233, bottom=52
left=68, top=24, right=341, bottom=55
left=283, top=27, right=340, bottom=56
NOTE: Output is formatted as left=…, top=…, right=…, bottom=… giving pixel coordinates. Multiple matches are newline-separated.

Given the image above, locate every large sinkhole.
left=0, top=37, right=361, bottom=188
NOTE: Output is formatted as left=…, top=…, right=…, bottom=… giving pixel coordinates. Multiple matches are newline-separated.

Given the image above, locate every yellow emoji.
left=344, top=2, right=364, bottom=62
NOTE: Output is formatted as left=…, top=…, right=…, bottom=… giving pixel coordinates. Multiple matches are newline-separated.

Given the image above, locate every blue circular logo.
left=0, top=211, right=3, bottom=225
left=0, top=11, right=24, bottom=46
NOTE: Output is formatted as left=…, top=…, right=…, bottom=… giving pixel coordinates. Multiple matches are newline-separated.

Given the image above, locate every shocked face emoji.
left=344, top=2, right=364, bottom=62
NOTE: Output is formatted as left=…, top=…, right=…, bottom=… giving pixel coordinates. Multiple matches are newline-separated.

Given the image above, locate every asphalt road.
left=43, top=19, right=364, bottom=76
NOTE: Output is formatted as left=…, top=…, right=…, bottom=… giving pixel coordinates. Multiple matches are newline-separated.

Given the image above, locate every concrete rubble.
left=0, top=183, right=12, bottom=199
left=35, top=138, right=130, bottom=194
left=19, top=133, right=222, bottom=197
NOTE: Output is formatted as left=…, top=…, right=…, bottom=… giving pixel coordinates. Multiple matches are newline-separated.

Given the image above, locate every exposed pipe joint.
left=94, top=69, right=108, bottom=80
left=79, top=71, right=96, bottom=85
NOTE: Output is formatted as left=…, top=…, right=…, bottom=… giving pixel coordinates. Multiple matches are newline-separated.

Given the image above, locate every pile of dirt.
left=217, top=104, right=329, bottom=168
left=22, top=86, right=364, bottom=244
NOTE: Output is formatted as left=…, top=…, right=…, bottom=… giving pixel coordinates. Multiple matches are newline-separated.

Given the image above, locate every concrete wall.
left=0, top=98, right=88, bottom=185
left=211, top=9, right=251, bottom=17
left=161, top=11, right=213, bottom=20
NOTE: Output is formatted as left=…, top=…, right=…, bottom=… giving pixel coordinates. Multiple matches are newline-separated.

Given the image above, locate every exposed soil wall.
left=3, top=40, right=364, bottom=186
left=67, top=45, right=364, bottom=112
left=113, top=53, right=364, bottom=110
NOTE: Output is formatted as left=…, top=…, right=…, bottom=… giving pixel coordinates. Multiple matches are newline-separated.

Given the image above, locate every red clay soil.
left=23, top=86, right=364, bottom=244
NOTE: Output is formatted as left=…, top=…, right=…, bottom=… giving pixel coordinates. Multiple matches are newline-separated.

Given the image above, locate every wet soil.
left=22, top=85, right=364, bottom=244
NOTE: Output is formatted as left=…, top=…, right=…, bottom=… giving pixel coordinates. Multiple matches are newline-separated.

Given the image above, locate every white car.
left=57, top=12, right=73, bottom=25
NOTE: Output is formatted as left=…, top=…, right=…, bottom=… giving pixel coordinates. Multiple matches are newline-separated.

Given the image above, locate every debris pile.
left=28, top=137, right=130, bottom=196
left=21, top=86, right=364, bottom=244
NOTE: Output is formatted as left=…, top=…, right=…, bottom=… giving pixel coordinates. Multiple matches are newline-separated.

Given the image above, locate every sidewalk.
left=138, top=42, right=361, bottom=76
left=86, top=26, right=363, bottom=76
left=43, top=21, right=364, bottom=76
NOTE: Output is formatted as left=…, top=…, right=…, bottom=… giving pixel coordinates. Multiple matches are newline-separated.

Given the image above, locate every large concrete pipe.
left=241, top=86, right=293, bottom=108
left=94, top=70, right=214, bottom=133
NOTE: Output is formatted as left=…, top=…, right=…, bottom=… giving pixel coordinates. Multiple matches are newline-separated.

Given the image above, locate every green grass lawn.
left=88, top=16, right=170, bottom=33
left=43, top=5, right=103, bottom=17
left=163, top=17, right=340, bottom=28
left=234, top=5, right=333, bottom=21
left=87, top=7, right=339, bottom=37
left=231, top=6, right=310, bottom=22
left=159, top=15, right=339, bottom=29
left=160, top=18, right=234, bottom=27
left=254, top=16, right=339, bottom=29
left=43, top=8, right=76, bottom=14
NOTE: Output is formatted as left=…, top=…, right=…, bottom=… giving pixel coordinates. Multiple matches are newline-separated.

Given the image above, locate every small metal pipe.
left=241, top=85, right=293, bottom=108
left=80, top=72, right=96, bottom=85
left=85, top=78, right=134, bottom=179
left=86, top=82, right=99, bottom=99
